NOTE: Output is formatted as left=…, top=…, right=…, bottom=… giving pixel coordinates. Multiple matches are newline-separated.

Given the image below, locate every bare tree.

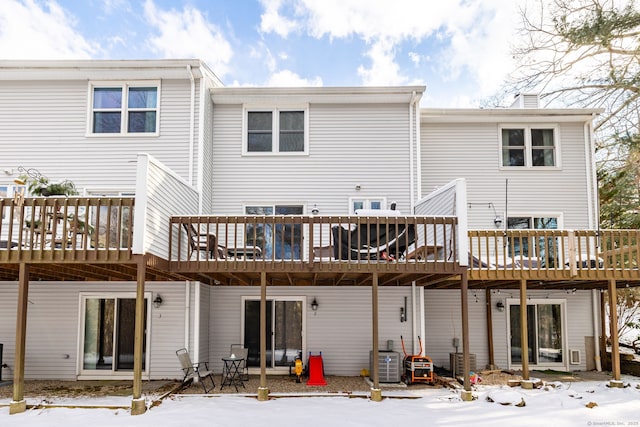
left=494, top=0, right=640, bottom=166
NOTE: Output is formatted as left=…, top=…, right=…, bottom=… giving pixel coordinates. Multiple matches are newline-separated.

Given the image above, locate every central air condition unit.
left=370, top=351, right=401, bottom=383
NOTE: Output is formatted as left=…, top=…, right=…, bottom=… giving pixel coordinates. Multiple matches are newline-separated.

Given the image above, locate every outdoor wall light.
left=400, top=307, right=406, bottom=322
left=153, top=294, right=163, bottom=308
left=311, top=298, right=318, bottom=311
left=496, top=300, right=505, bottom=312
left=494, top=215, right=504, bottom=228
left=311, top=204, right=319, bottom=215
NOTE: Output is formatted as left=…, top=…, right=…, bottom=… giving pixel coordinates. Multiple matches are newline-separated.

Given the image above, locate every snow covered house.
left=0, top=59, right=636, bottom=415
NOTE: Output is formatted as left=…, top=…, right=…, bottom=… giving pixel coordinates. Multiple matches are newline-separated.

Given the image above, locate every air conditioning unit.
left=370, top=351, right=401, bottom=383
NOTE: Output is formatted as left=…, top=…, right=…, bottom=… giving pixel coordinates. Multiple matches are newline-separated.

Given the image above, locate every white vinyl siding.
left=209, top=286, right=415, bottom=375
left=212, top=103, right=413, bottom=216
left=0, top=79, right=199, bottom=192
left=421, top=122, right=592, bottom=230
left=0, top=281, right=189, bottom=380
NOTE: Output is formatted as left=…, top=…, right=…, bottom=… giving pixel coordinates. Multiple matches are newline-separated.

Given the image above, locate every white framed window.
left=88, top=82, right=160, bottom=135
left=507, top=298, right=567, bottom=368
left=507, top=214, right=562, bottom=266
left=500, top=125, right=558, bottom=168
left=243, top=106, right=308, bottom=154
left=349, top=197, right=387, bottom=214
left=78, top=292, right=151, bottom=379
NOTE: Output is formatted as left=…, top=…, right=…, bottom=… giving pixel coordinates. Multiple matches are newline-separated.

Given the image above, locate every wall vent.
left=569, top=349, right=581, bottom=365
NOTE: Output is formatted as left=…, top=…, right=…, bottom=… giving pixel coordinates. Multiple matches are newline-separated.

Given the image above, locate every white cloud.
left=259, top=0, right=300, bottom=37
left=259, top=0, right=521, bottom=94
left=0, top=0, right=98, bottom=59
left=265, top=69, right=323, bottom=86
left=143, top=0, right=233, bottom=77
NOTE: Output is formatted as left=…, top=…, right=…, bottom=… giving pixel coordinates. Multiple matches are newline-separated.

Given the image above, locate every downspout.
left=592, top=289, right=602, bottom=371
left=194, top=282, right=201, bottom=364
left=415, top=98, right=422, bottom=200
left=184, top=281, right=190, bottom=350
left=409, top=91, right=416, bottom=207
left=584, top=118, right=597, bottom=229
left=411, top=282, right=417, bottom=354
left=187, top=65, right=196, bottom=187
left=419, top=286, right=426, bottom=356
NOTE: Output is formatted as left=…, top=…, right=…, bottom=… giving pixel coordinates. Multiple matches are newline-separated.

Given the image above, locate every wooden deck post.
left=257, top=271, right=269, bottom=401
left=608, top=279, right=622, bottom=387
left=131, top=255, right=147, bottom=415
left=9, top=263, right=29, bottom=415
left=485, top=288, right=495, bottom=369
left=600, top=290, right=608, bottom=370
left=520, top=279, right=530, bottom=383
left=460, top=272, right=472, bottom=401
left=370, top=272, right=382, bottom=402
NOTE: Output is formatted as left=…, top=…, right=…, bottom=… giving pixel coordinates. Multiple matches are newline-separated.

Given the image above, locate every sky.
left=0, top=0, right=526, bottom=108
left=2, top=377, right=640, bottom=426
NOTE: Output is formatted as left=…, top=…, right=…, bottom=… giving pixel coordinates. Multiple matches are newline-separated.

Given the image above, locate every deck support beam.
left=131, top=255, right=147, bottom=415
left=258, top=271, right=269, bottom=401
left=370, top=272, right=382, bottom=402
left=9, top=263, right=29, bottom=415
left=520, top=279, right=530, bottom=382
left=608, top=279, right=622, bottom=387
left=460, top=272, right=472, bottom=401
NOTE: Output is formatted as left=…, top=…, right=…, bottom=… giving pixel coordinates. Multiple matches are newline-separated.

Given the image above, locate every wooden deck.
left=1, top=197, right=639, bottom=288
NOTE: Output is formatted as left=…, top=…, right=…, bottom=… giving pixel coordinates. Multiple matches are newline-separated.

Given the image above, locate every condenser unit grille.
left=370, top=351, right=401, bottom=383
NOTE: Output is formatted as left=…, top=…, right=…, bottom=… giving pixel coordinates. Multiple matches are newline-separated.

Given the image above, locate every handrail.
left=0, top=196, right=134, bottom=261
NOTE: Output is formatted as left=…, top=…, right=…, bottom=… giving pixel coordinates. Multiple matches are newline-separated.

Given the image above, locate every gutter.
left=187, top=65, right=196, bottom=187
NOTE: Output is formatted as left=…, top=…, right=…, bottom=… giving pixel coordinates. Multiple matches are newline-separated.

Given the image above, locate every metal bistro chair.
left=230, top=344, right=249, bottom=381
left=176, top=348, right=216, bottom=393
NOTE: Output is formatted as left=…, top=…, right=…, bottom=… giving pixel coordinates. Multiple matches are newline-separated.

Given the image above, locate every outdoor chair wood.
left=176, top=347, right=216, bottom=393
left=183, top=223, right=226, bottom=259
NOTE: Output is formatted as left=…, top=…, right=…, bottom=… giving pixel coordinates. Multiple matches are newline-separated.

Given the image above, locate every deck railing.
left=468, top=229, right=640, bottom=279
left=0, top=197, right=134, bottom=262
left=169, top=215, right=459, bottom=271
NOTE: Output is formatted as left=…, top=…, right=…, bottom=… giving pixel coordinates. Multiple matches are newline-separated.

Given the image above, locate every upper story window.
left=90, top=83, right=159, bottom=135
left=244, top=107, right=307, bottom=154
left=350, top=197, right=386, bottom=214
left=501, top=126, right=558, bottom=168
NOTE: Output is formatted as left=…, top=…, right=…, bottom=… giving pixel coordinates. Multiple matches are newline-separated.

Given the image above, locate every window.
left=507, top=215, right=559, bottom=266
left=245, top=205, right=304, bottom=259
left=501, top=126, right=557, bottom=167
left=90, top=83, right=159, bottom=134
left=79, top=293, right=150, bottom=376
left=508, top=300, right=565, bottom=367
left=245, top=108, right=307, bottom=153
left=349, top=198, right=386, bottom=214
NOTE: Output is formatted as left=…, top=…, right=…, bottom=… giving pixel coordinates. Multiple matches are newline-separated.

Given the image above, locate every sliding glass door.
left=243, top=297, right=304, bottom=370
left=508, top=300, right=565, bottom=367
left=80, top=294, right=149, bottom=376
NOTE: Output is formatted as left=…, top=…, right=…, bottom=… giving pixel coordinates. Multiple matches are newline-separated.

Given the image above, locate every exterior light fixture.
left=496, top=300, right=505, bottom=312
left=494, top=215, right=503, bottom=228
left=311, top=298, right=318, bottom=311
left=311, top=204, right=319, bottom=215
left=153, top=294, right=163, bottom=308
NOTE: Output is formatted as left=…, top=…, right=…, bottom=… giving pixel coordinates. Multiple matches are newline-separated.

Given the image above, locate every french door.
left=245, top=205, right=303, bottom=260
left=243, top=297, right=304, bottom=371
left=508, top=299, right=565, bottom=367
left=79, top=293, right=149, bottom=377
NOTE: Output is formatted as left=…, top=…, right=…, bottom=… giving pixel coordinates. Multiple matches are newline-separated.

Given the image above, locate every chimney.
left=510, top=93, right=540, bottom=109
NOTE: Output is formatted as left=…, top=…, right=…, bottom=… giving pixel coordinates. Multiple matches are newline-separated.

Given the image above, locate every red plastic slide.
left=306, top=354, right=327, bottom=386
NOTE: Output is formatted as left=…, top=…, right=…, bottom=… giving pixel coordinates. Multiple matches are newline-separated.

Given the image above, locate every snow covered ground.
left=1, top=377, right=640, bottom=427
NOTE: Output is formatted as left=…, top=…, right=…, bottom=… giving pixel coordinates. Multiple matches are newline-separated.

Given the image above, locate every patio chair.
left=176, top=348, right=216, bottom=393
left=230, top=344, right=249, bottom=380
left=183, top=223, right=225, bottom=260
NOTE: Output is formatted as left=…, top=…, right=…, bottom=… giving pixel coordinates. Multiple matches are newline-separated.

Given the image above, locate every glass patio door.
left=509, top=301, right=564, bottom=367
left=243, top=298, right=303, bottom=370
left=80, top=295, right=148, bottom=375
left=245, top=205, right=303, bottom=260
